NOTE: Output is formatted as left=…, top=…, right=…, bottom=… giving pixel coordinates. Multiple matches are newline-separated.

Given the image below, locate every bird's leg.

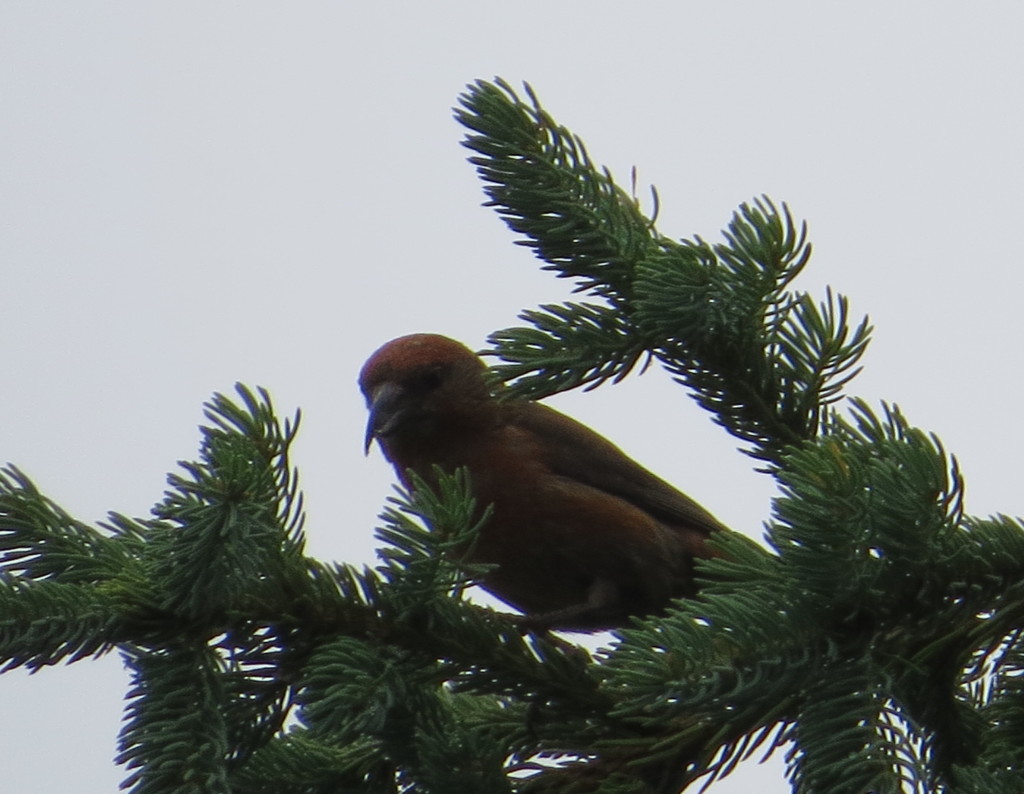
left=519, top=577, right=623, bottom=632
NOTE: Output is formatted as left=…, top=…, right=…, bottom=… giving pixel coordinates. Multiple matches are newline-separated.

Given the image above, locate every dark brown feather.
left=508, top=401, right=729, bottom=536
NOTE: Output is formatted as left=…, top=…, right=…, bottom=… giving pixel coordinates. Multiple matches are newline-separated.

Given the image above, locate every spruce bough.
left=1, top=78, right=1020, bottom=793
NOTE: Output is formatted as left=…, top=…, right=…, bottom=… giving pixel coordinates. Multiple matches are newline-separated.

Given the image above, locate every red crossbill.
left=360, top=333, right=728, bottom=631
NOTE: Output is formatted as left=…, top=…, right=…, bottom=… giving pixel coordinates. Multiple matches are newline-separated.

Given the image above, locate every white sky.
left=2, top=3, right=1022, bottom=792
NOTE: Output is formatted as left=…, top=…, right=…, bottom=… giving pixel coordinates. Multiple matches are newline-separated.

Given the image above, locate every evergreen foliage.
left=2, top=77, right=1021, bottom=792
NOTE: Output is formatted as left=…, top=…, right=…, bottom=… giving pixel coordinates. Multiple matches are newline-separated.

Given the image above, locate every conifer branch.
left=1, top=77, right=1022, bottom=794
left=457, top=79, right=872, bottom=463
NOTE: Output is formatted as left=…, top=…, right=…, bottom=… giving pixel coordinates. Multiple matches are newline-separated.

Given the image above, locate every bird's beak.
left=364, top=381, right=404, bottom=455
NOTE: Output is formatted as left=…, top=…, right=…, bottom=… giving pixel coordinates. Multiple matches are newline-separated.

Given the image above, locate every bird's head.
left=359, top=333, right=495, bottom=455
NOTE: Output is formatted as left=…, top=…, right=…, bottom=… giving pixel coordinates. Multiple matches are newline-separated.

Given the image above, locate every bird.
left=359, top=333, right=729, bottom=631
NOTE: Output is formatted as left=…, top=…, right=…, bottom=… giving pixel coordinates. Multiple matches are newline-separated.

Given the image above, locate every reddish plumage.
left=360, top=333, right=728, bottom=631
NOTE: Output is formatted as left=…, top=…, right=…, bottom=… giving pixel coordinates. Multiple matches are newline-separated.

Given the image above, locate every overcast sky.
left=2, top=3, right=1022, bottom=792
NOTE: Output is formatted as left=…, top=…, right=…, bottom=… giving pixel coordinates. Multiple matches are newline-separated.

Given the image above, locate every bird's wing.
left=508, top=402, right=729, bottom=536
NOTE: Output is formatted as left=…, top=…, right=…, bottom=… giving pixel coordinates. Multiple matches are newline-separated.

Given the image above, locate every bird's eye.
left=408, top=367, right=444, bottom=393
